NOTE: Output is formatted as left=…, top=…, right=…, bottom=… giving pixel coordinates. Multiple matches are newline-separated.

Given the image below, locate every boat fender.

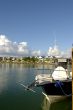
left=54, top=81, right=64, bottom=88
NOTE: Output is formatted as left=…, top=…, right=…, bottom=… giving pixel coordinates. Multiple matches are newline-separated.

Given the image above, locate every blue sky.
left=0, top=0, right=73, bottom=56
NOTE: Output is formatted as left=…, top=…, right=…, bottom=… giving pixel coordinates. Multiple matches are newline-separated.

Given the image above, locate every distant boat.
left=34, top=58, right=72, bottom=96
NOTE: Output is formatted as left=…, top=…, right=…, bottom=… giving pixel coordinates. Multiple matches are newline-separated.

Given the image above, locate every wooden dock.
left=42, top=92, right=67, bottom=103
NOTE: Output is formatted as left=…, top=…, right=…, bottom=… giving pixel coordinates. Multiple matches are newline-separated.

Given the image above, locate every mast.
left=54, top=36, right=57, bottom=48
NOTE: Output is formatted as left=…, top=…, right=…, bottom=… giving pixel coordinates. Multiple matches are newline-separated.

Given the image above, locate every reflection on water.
left=0, top=64, right=9, bottom=93
left=0, top=63, right=72, bottom=110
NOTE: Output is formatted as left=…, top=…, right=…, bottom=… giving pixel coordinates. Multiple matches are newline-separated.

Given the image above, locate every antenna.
left=54, top=36, right=57, bottom=47
left=53, top=31, right=57, bottom=47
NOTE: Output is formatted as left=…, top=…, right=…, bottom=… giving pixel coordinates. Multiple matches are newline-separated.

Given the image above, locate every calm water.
left=0, top=63, right=72, bottom=110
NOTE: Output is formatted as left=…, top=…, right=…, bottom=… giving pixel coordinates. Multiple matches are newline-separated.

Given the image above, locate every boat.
left=34, top=58, right=72, bottom=96
left=20, top=57, right=72, bottom=96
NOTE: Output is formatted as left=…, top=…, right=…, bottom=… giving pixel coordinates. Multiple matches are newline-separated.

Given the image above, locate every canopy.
left=52, top=66, right=68, bottom=80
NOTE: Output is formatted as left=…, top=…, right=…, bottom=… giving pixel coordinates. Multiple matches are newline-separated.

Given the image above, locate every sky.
left=0, top=0, right=73, bottom=57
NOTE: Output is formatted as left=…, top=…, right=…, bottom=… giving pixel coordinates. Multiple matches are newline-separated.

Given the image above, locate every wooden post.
left=72, top=47, right=73, bottom=110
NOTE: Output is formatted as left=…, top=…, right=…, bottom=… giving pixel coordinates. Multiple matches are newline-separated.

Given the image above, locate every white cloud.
left=17, top=42, right=29, bottom=55
left=0, top=35, right=11, bottom=46
left=61, top=49, right=71, bottom=58
left=0, top=34, right=71, bottom=58
left=31, top=50, right=41, bottom=56
left=47, top=45, right=71, bottom=58
left=0, top=35, right=13, bottom=54
left=19, top=42, right=27, bottom=46
left=0, top=35, right=30, bottom=56
left=47, top=45, right=61, bottom=57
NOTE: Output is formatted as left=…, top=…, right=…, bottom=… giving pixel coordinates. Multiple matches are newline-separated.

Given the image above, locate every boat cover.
left=52, top=66, right=68, bottom=80
left=35, top=66, right=72, bottom=85
left=35, top=74, right=52, bottom=84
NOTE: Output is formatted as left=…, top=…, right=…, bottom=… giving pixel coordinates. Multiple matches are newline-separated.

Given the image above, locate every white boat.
left=35, top=58, right=72, bottom=96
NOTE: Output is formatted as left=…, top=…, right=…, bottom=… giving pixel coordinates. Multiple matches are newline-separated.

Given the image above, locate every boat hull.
left=39, top=80, right=72, bottom=95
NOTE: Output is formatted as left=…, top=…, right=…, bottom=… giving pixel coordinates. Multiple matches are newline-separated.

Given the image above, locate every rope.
left=55, top=81, right=72, bottom=96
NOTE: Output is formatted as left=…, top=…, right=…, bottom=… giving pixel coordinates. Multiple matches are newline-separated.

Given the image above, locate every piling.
left=72, top=47, right=73, bottom=110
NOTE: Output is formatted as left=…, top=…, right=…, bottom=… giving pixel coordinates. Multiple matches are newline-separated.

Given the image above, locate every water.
left=0, top=63, right=72, bottom=110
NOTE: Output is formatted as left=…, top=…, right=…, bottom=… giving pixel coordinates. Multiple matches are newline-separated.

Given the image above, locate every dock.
left=42, top=92, right=67, bottom=103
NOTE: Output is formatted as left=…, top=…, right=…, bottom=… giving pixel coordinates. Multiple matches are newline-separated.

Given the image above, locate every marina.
left=0, top=0, right=73, bottom=110
left=26, top=58, right=72, bottom=96
left=0, top=62, right=72, bottom=110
